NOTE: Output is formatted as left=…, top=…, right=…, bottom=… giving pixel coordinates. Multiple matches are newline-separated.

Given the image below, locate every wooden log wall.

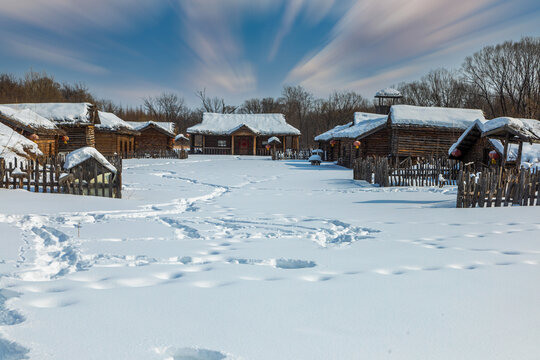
left=59, top=126, right=95, bottom=152
left=135, top=128, right=172, bottom=151
left=392, top=127, right=462, bottom=158
left=456, top=167, right=540, bottom=208
left=36, top=135, right=59, bottom=157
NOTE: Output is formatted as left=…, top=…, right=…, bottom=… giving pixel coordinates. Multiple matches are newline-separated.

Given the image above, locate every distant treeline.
left=1, top=37, right=538, bottom=147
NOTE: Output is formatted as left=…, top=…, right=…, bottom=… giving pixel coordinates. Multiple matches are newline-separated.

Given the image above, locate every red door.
left=235, top=136, right=252, bottom=155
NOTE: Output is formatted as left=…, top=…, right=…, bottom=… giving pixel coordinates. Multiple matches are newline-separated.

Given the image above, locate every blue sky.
left=0, top=0, right=539, bottom=107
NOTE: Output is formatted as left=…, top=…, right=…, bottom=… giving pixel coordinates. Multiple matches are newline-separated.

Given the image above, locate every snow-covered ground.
left=1, top=156, right=540, bottom=360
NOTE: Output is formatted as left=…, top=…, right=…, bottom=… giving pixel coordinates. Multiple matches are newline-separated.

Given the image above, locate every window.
left=218, top=140, right=227, bottom=147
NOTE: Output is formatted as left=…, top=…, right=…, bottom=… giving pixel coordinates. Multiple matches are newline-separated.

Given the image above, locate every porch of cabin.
left=191, top=130, right=300, bottom=156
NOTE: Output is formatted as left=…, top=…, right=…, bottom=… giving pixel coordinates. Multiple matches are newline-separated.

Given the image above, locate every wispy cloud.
left=0, top=34, right=107, bottom=75
left=0, top=0, right=164, bottom=33
left=175, top=1, right=269, bottom=94
left=268, top=0, right=342, bottom=61
left=286, top=0, right=538, bottom=96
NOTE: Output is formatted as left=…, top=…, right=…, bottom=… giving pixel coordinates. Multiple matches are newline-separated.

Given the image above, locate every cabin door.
left=235, top=136, right=252, bottom=155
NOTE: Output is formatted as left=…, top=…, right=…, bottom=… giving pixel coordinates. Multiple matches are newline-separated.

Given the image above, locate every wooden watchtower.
left=375, top=88, right=402, bottom=115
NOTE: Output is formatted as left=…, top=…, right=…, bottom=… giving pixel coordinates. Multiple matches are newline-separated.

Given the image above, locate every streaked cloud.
left=286, top=0, right=540, bottom=96
left=0, top=0, right=164, bottom=33
left=0, top=34, right=107, bottom=75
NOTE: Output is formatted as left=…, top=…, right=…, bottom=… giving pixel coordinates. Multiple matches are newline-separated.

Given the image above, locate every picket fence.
left=353, top=156, right=461, bottom=187
left=0, top=155, right=123, bottom=198
left=457, top=167, right=540, bottom=208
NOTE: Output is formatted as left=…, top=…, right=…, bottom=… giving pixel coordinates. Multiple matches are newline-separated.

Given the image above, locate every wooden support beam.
left=252, top=135, right=256, bottom=156
left=501, top=133, right=509, bottom=168
left=516, top=141, right=523, bottom=170
left=231, top=135, right=235, bottom=155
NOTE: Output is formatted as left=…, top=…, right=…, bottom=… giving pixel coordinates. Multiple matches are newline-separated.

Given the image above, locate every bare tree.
left=196, top=89, right=237, bottom=114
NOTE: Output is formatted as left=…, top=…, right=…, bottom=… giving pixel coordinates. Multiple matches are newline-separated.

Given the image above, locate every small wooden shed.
left=314, top=122, right=352, bottom=162
left=0, top=105, right=65, bottom=156
left=333, top=112, right=389, bottom=168
left=187, top=113, right=300, bottom=155
left=128, top=121, right=175, bottom=152
left=4, top=103, right=100, bottom=152
left=174, top=134, right=190, bottom=150
left=95, top=111, right=138, bottom=157
left=450, top=117, right=540, bottom=169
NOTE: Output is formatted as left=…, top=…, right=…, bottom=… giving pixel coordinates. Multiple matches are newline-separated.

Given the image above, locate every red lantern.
left=62, top=135, right=69, bottom=144
left=29, top=134, right=39, bottom=142
left=330, top=140, right=337, bottom=147
left=488, top=150, right=500, bottom=160
left=353, top=140, right=361, bottom=149
left=451, top=149, right=462, bottom=157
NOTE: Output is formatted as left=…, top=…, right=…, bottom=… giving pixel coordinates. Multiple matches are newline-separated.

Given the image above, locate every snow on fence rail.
left=272, top=149, right=311, bottom=160
left=353, top=156, right=461, bottom=187
left=0, top=155, right=122, bottom=198
left=456, top=167, right=540, bottom=208
left=126, top=149, right=188, bottom=159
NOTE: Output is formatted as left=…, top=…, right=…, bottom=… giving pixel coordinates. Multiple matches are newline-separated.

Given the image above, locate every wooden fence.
left=457, top=167, right=540, bottom=208
left=0, top=155, right=123, bottom=198
left=272, top=149, right=311, bottom=160
left=353, top=156, right=461, bottom=187
left=127, top=149, right=188, bottom=159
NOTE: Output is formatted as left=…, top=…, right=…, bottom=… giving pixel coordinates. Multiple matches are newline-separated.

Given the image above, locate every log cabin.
left=315, top=106, right=486, bottom=168
left=127, top=121, right=176, bottom=152
left=3, top=103, right=99, bottom=153
left=187, top=113, right=301, bottom=155
left=0, top=105, right=65, bottom=156
left=95, top=112, right=139, bottom=157
left=387, top=105, right=485, bottom=160
left=449, top=117, right=540, bottom=169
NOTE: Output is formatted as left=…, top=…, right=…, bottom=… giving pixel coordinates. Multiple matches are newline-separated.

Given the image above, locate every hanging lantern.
left=330, top=140, right=337, bottom=147
left=62, top=135, right=70, bottom=144
left=488, top=150, right=500, bottom=160
left=353, top=140, right=361, bottom=149
left=451, top=148, right=462, bottom=157
left=29, top=134, right=39, bottom=142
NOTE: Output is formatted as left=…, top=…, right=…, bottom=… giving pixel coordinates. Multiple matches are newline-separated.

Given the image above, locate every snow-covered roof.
left=64, top=147, right=117, bottom=173
left=174, top=134, right=189, bottom=142
left=127, top=121, right=176, bottom=137
left=449, top=117, right=540, bottom=157
left=96, top=111, right=137, bottom=134
left=0, top=105, right=60, bottom=135
left=482, top=117, right=540, bottom=142
left=0, top=122, right=43, bottom=162
left=375, top=88, right=402, bottom=98
left=3, top=103, right=96, bottom=126
left=268, top=136, right=281, bottom=144
left=334, top=112, right=388, bottom=139
left=314, top=122, right=352, bottom=142
left=390, top=105, right=485, bottom=129
left=448, top=119, right=488, bottom=156
left=187, top=113, right=300, bottom=136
